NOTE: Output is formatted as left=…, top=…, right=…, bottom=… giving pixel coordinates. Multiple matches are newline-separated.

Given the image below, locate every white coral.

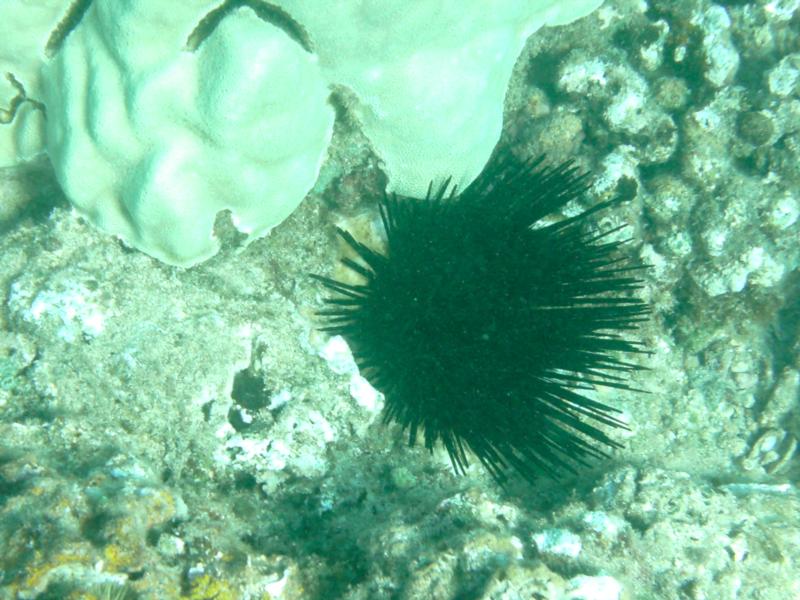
left=1, top=0, right=604, bottom=266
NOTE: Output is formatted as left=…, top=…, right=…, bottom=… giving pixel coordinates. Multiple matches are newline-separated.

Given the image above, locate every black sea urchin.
left=312, top=151, right=648, bottom=484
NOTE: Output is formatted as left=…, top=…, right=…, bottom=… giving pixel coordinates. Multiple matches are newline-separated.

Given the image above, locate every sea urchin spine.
left=312, top=151, right=648, bottom=484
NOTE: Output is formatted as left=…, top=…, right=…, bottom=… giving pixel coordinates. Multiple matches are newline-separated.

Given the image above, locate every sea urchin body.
left=313, top=152, right=648, bottom=484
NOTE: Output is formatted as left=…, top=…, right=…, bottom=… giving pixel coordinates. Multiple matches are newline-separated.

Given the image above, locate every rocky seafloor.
left=0, top=0, right=799, bottom=598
